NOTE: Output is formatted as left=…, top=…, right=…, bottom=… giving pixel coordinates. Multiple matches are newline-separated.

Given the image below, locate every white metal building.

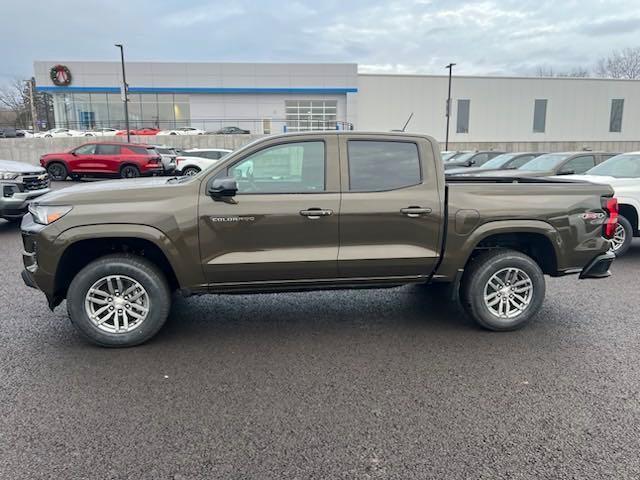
left=34, top=61, right=639, bottom=143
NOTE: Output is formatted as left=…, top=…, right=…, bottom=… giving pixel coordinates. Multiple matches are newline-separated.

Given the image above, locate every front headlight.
left=0, top=172, right=19, bottom=180
left=28, top=204, right=73, bottom=225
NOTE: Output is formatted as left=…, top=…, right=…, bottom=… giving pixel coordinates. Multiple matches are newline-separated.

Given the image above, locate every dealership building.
left=34, top=60, right=640, bottom=145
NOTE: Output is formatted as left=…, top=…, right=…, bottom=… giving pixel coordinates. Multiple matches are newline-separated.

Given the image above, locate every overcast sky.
left=2, top=0, right=640, bottom=82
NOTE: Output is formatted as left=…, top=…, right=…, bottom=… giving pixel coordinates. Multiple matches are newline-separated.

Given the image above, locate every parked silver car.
left=152, top=145, right=178, bottom=174
left=0, top=160, right=51, bottom=222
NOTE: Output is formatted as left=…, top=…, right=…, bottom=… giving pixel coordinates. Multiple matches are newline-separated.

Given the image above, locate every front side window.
left=74, top=144, right=96, bottom=155
left=348, top=141, right=421, bottom=192
left=609, top=99, right=624, bottom=133
left=228, top=141, right=325, bottom=194
left=456, top=100, right=470, bottom=134
left=96, top=144, right=121, bottom=155
left=560, top=155, right=595, bottom=174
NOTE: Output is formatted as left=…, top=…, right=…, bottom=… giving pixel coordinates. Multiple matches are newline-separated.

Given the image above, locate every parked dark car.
left=443, top=150, right=505, bottom=170
left=40, top=142, right=163, bottom=180
left=0, top=127, right=18, bottom=138
left=446, top=152, right=545, bottom=175
left=469, top=152, right=618, bottom=178
left=21, top=132, right=617, bottom=347
left=210, top=126, right=251, bottom=135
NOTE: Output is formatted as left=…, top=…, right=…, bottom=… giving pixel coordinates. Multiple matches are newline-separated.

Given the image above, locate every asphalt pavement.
left=1, top=182, right=640, bottom=479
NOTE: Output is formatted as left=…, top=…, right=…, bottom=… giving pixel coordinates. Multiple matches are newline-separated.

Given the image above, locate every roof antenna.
left=401, top=112, right=414, bottom=132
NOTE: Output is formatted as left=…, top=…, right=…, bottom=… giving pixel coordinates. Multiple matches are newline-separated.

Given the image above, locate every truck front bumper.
left=579, top=251, right=615, bottom=279
left=0, top=187, right=51, bottom=218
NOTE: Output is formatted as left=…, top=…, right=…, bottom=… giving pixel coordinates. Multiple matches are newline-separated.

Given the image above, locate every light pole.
left=445, top=63, right=456, bottom=150
left=115, top=44, right=130, bottom=142
left=27, top=77, right=38, bottom=133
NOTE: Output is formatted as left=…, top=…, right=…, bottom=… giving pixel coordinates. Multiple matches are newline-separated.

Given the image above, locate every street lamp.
left=115, top=44, right=130, bottom=142
left=445, top=63, right=456, bottom=150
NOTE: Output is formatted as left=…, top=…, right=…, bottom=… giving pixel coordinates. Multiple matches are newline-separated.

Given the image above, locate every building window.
left=609, top=99, right=624, bottom=133
left=456, top=99, right=470, bottom=134
left=533, top=99, right=547, bottom=133
left=285, top=100, right=337, bottom=131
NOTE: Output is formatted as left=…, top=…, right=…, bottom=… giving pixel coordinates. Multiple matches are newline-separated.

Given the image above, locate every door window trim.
left=346, top=139, right=423, bottom=193
left=221, top=139, right=328, bottom=195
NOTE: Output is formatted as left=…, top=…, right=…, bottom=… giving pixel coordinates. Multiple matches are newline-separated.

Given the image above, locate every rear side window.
left=348, top=141, right=421, bottom=192
left=127, top=146, right=150, bottom=155
left=96, top=144, right=120, bottom=155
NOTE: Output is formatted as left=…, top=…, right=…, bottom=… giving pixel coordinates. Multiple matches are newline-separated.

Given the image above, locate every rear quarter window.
left=347, top=140, right=422, bottom=192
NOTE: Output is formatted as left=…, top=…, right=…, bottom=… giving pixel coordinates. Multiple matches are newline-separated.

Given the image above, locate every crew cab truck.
left=20, top=132, right=617, bottom=347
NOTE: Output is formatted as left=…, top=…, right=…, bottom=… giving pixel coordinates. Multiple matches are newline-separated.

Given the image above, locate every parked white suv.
left=563, top=152, right=640, bottom=256
left=157, top=127, right=205, bottom=136
left=175, top=148, right=232, bottom=176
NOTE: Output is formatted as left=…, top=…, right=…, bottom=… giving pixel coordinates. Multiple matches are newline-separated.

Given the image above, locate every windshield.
left=519, top=153, right=571, bottom=171
left=586, top=154, right=640, bottom=178
left=452, top=152, right=475, bottom=162
left=479, top=153, right=516, bottom=169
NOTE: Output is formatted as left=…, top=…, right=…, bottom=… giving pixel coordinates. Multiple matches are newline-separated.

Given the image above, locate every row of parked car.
left=441, top=149, right=640, bottom=256
left=0, top=141, right=234, bottom=223
left=0, top=126, right=251, bottom=139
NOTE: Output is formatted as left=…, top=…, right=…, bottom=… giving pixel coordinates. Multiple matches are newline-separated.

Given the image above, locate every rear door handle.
left=300, top=208, right=333, bottom=219
left=400, top=206, right=432, bottom=218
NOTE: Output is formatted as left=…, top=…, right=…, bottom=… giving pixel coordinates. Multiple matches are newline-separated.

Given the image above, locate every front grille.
left=23, top=174, right=50, bottom=191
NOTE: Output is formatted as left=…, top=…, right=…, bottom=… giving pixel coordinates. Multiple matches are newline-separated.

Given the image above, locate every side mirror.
left=208, top=177, right=238, bottom=198
left=468, top=160, right=476, bottom=166
left=71, top=151, right=77, bottom=156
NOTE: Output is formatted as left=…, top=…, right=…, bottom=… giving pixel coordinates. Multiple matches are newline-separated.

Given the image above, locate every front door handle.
left=400, top=206, right=432, bottom=218
left=300, top=208, right=333, bottom=219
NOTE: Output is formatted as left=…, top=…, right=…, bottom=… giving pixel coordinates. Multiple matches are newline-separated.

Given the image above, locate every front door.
left=198, top=136, right=341, bottom=286
left=94, top=144, right=122, bottom=173
left=337, top=136, right=443, bottom=279
left=68, top=143, right=97, bottom=172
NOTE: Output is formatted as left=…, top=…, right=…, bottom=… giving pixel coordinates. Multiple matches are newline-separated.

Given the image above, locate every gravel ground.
left=1, top=181, right=639, bottom=479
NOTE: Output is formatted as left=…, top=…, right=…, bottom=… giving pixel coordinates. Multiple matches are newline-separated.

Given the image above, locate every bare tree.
left=536, top=65, right=590, bottom=78
left=595, top=47, right=640, bottom=79
left=0, top=79, right=30, bottom=127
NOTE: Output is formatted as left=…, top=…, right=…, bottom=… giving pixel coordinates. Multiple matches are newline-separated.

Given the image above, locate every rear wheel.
left=460, top=249, right=545, bottom=331
left=46, top=162, right=68, bottom=181
left=609, top=215, right=632, bottom=257
left=120, top=165, right=140, bottom=179
left=66, top=254, right=171, bottom=347
left=182, top=166, right=200, bottom=176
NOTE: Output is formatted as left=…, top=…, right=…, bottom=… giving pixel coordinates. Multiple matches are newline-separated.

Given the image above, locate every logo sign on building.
left=50, top=65, right=72, bottom=86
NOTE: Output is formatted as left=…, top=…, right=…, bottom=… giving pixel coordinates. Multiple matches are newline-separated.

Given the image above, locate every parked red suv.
left=40, top=142, right=163, bottom=180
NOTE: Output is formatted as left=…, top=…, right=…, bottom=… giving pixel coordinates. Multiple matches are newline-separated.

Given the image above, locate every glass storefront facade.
left=51, top=92, right=191, bottom=129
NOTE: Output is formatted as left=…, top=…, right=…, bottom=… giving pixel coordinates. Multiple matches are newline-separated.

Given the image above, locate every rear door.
left=337, top=135, right=443, bottom=279
left=95, top=144, right=122, bottom=173
left=198, top=134, right=341, bottom=285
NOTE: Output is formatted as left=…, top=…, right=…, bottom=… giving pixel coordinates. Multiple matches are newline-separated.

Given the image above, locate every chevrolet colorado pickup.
left=20, top=132, right=618, bottom=347
left=0, top=160, right=50, bottom=222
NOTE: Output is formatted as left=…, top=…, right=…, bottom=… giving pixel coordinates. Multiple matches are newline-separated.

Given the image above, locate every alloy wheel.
left=609, top=223, right=626, bottom=252
left=84, top=275, right=150, bottom=334
left=483, top=267, right=533, bottom=319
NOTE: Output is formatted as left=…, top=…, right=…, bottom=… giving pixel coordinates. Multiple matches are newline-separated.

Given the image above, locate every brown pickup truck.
left=20, top=132, right=618, bottom=347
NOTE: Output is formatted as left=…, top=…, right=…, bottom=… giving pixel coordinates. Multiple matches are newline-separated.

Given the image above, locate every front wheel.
left=182, top=166, right=200, bottom=177
left=120, top=165, right=140, bottom=179
left=66, top=254, right=171, bottom=347
left=46, top=162, right=68, bottom=181
left=460, top=249, right=545, bottom=331
left=609, top=215, right=632, bottom=257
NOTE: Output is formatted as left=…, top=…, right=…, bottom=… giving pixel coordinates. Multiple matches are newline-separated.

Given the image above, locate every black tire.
left=609, top=215, right=632, bottom=257
left=120, top=165, right=140, bottom=179
left=70, top=174, right=81, bottom=181
left=182, top=166, right=200, bottom=176
left=46, top=162, right=68, bottom=181
left=460, top=249, right=545, bottom=331
left=66, top=254, right=171, bottom=347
